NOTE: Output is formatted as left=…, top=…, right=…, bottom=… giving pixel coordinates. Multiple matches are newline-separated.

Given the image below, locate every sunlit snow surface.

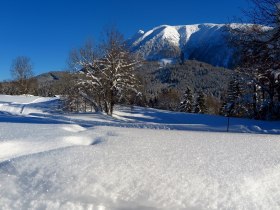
left=0, top=95, right=280, bottom=209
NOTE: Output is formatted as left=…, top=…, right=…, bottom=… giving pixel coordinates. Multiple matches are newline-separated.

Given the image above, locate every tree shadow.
left=1, top=100, right=280, bottom=134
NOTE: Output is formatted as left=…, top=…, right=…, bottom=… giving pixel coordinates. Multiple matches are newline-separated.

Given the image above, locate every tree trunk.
left=104, top=101, right=109, bottom=115
left=106, top=89, right=114, bottom=116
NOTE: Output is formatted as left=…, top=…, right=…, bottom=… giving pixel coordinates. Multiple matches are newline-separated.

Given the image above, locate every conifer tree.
left=179, top=87, right=193, bottom=113
left=194, top=92, right=207, bottom=114
left=221, top=77, right=246, bottom=117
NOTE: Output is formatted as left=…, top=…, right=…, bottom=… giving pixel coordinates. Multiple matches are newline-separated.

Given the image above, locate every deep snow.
left=0, top=95, right=280, bottom=209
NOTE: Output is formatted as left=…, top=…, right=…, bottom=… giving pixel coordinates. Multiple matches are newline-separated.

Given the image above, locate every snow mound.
left=1, top=128, right=280, bottom=209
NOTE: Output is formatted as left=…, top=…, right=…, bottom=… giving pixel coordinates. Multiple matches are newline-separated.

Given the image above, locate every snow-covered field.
left=0, top=95, right=280, bottom=210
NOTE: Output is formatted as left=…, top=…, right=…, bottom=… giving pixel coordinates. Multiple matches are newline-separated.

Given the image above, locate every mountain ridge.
left=128, top=23, right=243, bottom=68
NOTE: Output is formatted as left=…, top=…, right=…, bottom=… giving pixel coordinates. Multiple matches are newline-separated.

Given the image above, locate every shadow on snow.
left=0, top=100, right=280, bottom=134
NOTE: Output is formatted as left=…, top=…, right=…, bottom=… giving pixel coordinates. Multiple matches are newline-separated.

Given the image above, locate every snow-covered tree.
left=178, top=87, right=193, bottom=113
left=194, top=92, right=207, bottom=114
left=70, top=28, right=141, bottom=115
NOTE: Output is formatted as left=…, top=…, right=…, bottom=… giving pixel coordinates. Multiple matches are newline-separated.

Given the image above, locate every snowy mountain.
left=128, top=23, right=241, bottom=68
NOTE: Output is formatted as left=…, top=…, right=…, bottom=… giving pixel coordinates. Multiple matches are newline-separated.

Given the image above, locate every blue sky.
left=0, top=0, right=251, bottom=81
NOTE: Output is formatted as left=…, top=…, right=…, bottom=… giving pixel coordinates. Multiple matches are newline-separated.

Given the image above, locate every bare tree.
left=10, top=56, right=34, bottom=94
left=69, top=28, right=141, bottom=115
left=230, top=0, right=280, bottom=119
left=245, top=0, right=280, bottom=26
left=69, top=40, right=104, bottom=112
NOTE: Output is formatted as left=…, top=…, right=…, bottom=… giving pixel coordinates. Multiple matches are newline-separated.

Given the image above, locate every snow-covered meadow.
left=0, top=95, right=280, bottom=209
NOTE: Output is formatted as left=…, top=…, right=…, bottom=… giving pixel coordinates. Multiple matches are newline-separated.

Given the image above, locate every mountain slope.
left=137, top=60, right=234, bottom=96
left=136, top=60, right=236, bottom=113
left=128, top=24, right=239, bottom=68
